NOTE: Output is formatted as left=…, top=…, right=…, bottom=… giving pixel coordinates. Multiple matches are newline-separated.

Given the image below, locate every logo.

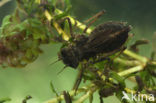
left=122, top=91, right=155, bottom=102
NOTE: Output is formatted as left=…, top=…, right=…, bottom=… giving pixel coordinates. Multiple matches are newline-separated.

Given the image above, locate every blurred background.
left=0, top=0, right=156, bottom=103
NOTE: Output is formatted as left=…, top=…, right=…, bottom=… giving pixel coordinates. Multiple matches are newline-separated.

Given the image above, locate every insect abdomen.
left=81, top=22, right=131, bottom=60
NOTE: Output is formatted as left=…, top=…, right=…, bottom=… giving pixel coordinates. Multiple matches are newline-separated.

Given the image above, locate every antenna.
left=57, top=65, right=68, bottom=75
left=49, top=58, right=61, bottom=66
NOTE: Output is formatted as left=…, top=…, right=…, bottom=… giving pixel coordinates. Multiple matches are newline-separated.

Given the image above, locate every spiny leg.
left=111, top=46, right=126, bottom=61
left=92, top=56, right=110, bottom=64
left=99, top=92, right=104, bottom=103
left=84, top=10, right=106, bottom=23
left=73, top=19, right=78, bottom=31
left=89, top=57, right=112, bottom=82
left=88, top=67, right=106, bottom=85
left=63, top=17, right=74, bottom=39
left=90, top=46, right=126, bottom=65
left=83, top=10, right=106, bottom=33
left=63, top=17, right=88, bottom=43
left=72, top=64, right=85, bottom=93
left=87, top=46, right=126, bottom=79
left=63, top=91, right=72, bottom=103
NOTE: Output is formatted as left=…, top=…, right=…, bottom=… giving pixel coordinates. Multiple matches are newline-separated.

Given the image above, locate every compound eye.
left=61, top=48, right=68, bottom=56
left=60, top=48, right=71, bottom=61
left=60, top=48, right=79, bottom=68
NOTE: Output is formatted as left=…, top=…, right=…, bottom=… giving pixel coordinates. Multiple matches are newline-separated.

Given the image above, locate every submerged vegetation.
left=0, top=0, right=155, bottom=103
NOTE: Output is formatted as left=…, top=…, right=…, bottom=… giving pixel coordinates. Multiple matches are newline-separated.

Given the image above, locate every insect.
left=58, top=11, right=131, bottom=69
left=55, top=11, right=131, bottom=91
left=99, top=86, right=119, bottom=98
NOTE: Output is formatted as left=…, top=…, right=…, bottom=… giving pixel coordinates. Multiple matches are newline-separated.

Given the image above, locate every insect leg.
left=83, top=10, right=106, bottom=33
left=91, top=46, right=126, bottom=65
left=63, top=91, right=72, bottom=103
left=111, top=46, right=126, bottom=61
left=92, top=57, right=110, bottom=64
left=72, top=65, right=85, bottom=93
left=99, top=94, right=104, bottom=103
left=89, top=57, right=112, bottom=81
left=63, top=17, right=74, bottom=39
left=135, top=75, right=144, bottom=92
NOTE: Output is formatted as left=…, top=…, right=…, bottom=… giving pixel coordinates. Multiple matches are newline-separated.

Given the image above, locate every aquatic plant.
left=0, top=0, right=155, bottom=103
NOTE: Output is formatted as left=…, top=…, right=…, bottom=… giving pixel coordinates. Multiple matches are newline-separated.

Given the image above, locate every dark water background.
left=0, top=0, right=156, bottom=103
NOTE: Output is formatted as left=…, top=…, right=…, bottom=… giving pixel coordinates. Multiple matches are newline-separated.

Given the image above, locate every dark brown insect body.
left=59, top=22, right=131, bottom=68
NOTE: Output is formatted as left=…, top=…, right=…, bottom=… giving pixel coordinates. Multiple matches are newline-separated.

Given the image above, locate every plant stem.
left=123, top=49, right=148, bottom=64
left=44, top=65, right=149, bottom=103
left=44, top=84, right=94, bottom=103
left=75, top=86, right=97, bottom=103
left=44, top=10, right=70, bottom=41
left=118, top=65, right=144, bottom=76
left=124, top=88, right=153, bottom=100
left=55, top=9, right=92, bottom=34
left=114, top=58, right=141, bottom=66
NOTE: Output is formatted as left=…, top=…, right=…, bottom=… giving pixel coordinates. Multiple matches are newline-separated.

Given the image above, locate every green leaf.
left=110, top=71, right=125, bottom=88
left=1, top=15, right=12, bottom=27
left=140, top=70, right=155, bottom=87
